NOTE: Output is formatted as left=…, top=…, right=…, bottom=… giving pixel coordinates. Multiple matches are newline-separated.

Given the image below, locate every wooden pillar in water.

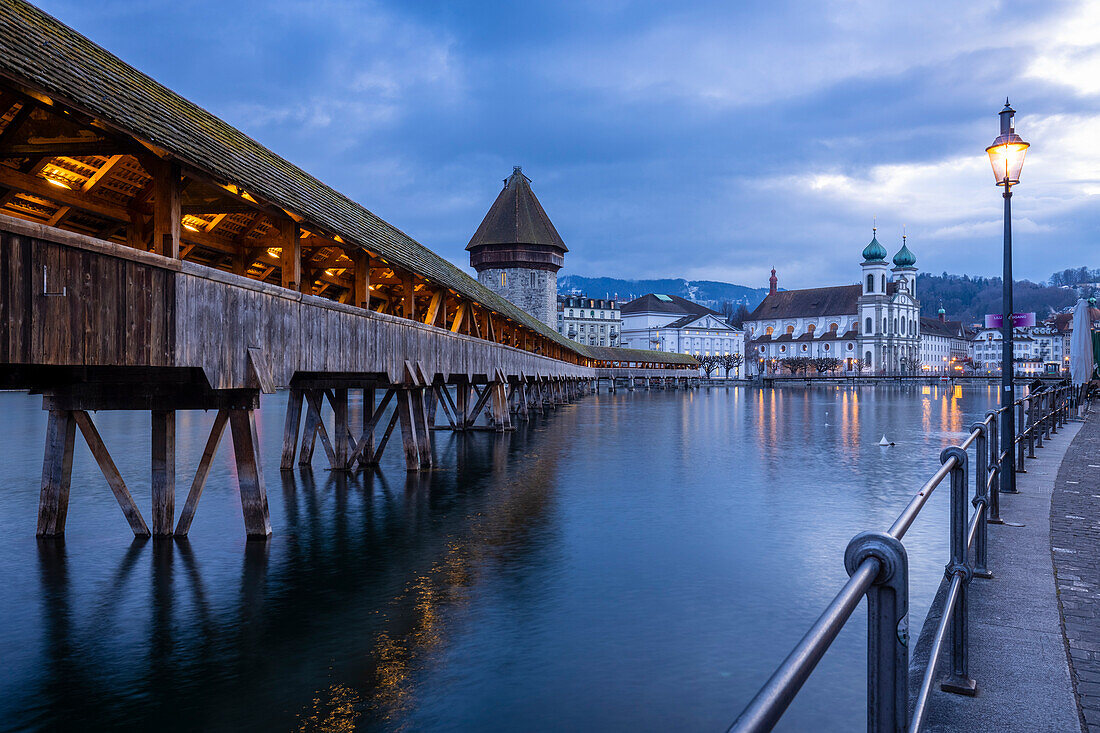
left=151, top=410, right=175, bottom=536
left=332, top=388, right=349, bottom=470
left=280, top=388, right=303, bottom=470
left=397, top=388, right=422, bottom=472
left=361, top=387, right=376, bottom=465
left=412, top=388, right=433, bottom=467
left=229, top=409, right=271, bottom=537
left=37, top=409, right=76, bottom=537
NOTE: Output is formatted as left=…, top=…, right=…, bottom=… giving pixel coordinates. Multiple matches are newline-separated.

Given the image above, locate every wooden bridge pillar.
left=151, top=410, right=176, bottom=536
left=36, top=388, right=268, bottom=539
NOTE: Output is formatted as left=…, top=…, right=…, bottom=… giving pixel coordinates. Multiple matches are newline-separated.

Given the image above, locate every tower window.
left=530, top=272, right=536, bottom=287
left=881, top=274, right=886, bottom=292
left=865, top=317, right=872, bottom=334
left=500, top=272, right=506, bottom=287
left=867, top=274, right=874, bottom=292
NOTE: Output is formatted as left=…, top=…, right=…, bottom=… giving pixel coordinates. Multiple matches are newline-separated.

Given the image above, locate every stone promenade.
left=1052, top=407, right=1100, bottom=731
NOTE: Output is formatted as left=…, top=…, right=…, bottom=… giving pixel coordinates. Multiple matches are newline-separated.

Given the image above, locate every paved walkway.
left=910, top=411, right=1085, bottom=732
left=1052, top=409, right=1100, bottom=732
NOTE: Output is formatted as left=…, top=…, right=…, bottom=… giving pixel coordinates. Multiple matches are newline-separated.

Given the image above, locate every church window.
left=881, top=274, right=886, bottom=291
left=847, top=343, right=853, bottom=350
left=865, top=350, right=872, bottom=363
left=765, top=326, right=774, bottom=335
left=824, top=344, right=830, bottom=351
left=883, top=317, right=888, bottom=332
left=867, top=274, right=874, bottom=292
left=530, top=272, right=536, bottom=287
left=901, top=319, right=905, bottom=335
left=807, top=324, right=816, bottom=334
left=501, top=272, right=506, bottom=287
left=780, top=346, right=786, bottom=352
left=829, top=322, right=839, bottom=332
left=801, top=344, right=807, bottom=352
left=786, top=325, right=795, bottom=334
left=865, top=318, right=872, bottom=334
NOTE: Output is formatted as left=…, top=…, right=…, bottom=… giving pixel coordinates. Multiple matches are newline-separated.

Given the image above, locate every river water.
left=0, top=384, right=997, bottom=732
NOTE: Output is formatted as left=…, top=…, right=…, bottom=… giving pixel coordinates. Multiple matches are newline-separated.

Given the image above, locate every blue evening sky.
left=34, top=0, right=1100, bottom=290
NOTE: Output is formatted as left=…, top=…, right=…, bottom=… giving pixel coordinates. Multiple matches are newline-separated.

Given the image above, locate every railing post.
left=1016, top=401, right=1026, bottom=473
left=1050, top=389, right=1059, bottom=435
left=844, top=531, right=909, bottom=733
left=970, top=423, right=992, bottom=578
left=940, top=446, right=977, bottom=695
left=1027, top=393, right=1036, bottom=458
left=986, top=411, right=1002, bottom=524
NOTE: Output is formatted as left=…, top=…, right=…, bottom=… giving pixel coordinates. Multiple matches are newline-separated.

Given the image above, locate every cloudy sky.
left=36, top=0, right=1100, bottom=290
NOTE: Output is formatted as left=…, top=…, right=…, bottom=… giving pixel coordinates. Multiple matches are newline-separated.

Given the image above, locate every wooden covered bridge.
left=0, top=0, right=696, bottom=539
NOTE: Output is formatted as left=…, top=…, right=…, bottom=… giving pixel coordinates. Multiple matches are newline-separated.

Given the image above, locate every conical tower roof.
left=466, top=167, right=568, bottom=252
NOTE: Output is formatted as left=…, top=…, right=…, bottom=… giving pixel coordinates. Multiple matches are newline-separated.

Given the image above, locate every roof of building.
left=660, top=312, right=741, bottom=331
left=747, top=284, right=863, bottom=321
left=586, top=346, right=697, bottom=365
left=0, top=0, right=696, bottom=365
left=920, top=316, right=967, bottom=339
left=621, top=292, right=718, bottom=317
left=892, top=241, right=916, bottom=267
left=466, top=167, right=567, bottom=252
left=862, top=232, right=887, bottom=262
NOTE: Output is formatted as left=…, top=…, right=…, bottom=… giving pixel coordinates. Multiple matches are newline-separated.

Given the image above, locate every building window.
left=500, top=272, right=506, bottom=287
left=765, top=326, right=774, bottom=335
left=865, top=350, right=872, bottom=363
left=865, top=317, right=872, bottom=334
left=780, top=346, right=786, bottom=352
left=881, top=274, right=886, bottom=292
left=807, top=324, right=816, bottom=334
left=883, top=317, right=888, bottom=333
left=786, top=325, right=795, bottom=334
left=867, top=274, right=874, bottom=292
left=829, top=322, right=839, bottom=332
left=824, top=343, right=830, bottom=351
left=847, top=343, right=853, bottom=350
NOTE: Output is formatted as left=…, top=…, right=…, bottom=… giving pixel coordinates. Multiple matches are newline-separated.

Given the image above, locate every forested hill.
left=558, top=271, right=1094, bottom=326
left=557, top=275, right=769, bottom=310
left=916, top=272, right=1090, bottom=324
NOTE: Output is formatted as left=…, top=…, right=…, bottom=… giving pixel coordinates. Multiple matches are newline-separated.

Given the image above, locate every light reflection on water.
left=0, top=384, right=997, bottom=732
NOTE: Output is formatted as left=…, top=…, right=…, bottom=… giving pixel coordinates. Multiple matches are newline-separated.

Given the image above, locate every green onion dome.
left=862, top=233, right=887, bottom=262
left=937, top=307, right=946, bottom=315
left=892, top=242, right=916, bottom=267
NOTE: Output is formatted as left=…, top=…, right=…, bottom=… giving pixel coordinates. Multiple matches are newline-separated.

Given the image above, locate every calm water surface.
left=0, top=384, right=997, bottom=732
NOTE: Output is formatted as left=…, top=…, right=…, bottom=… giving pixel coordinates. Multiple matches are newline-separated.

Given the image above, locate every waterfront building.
left=744, top=231, right=921, bottom=374
left=557, top=295, right=621, bottom=346
left=468, top=167, right=567, bottom=326
left=970, top=328, right=1044, bottom=376
left=619, top=293, right=744, bottom=362
left=919, top=309, right=972, bottom=374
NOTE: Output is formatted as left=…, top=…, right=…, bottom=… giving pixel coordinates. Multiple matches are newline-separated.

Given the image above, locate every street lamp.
left=986, top=99, right=1029, bottom=494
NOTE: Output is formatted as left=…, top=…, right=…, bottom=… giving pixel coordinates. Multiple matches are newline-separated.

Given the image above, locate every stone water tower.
left=467, top=167, right=567, bottom=327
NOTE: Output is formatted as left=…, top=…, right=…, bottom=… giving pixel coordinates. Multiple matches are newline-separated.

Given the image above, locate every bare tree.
left=719, top=352, right=745, bottom=378
left=698, top=354, right=720, bottom=377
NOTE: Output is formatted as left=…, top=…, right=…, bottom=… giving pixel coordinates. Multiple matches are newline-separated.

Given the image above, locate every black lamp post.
left=985, top=99, right=1029, bottom=494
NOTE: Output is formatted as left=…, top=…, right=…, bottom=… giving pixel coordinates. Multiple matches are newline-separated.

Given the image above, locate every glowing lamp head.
left=985, top=99, right=1028, bottom=186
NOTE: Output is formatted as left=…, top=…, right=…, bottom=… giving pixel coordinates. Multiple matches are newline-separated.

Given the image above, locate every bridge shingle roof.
left=0, top=0, right=692, bottom=366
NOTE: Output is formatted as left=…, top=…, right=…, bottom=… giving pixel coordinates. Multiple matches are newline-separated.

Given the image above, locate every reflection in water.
left=0, top=386, right=997, bottom=732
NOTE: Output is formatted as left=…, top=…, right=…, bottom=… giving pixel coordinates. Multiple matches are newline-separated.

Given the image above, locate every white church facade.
left=744, top=231, right=922, bottom=375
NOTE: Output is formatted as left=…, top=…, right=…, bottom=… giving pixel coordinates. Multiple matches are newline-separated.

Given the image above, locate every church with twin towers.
left=743, top=230, right=922, bottom=375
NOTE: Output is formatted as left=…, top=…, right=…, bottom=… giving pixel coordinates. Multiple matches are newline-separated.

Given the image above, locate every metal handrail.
left=729, top=384, right=1080, bottom=733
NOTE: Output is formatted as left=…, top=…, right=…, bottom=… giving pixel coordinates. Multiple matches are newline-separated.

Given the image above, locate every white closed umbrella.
left=1070, top=299, right=1095, bottom=385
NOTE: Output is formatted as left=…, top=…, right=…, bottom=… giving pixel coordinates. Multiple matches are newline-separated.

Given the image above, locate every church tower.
left=467, top=167, right=567, bottom=326
left=891, top=235, right=918, bottom=296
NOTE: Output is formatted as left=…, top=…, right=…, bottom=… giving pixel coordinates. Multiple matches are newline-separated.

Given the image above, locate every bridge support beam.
left=36, top=387, right=267, bottom=539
